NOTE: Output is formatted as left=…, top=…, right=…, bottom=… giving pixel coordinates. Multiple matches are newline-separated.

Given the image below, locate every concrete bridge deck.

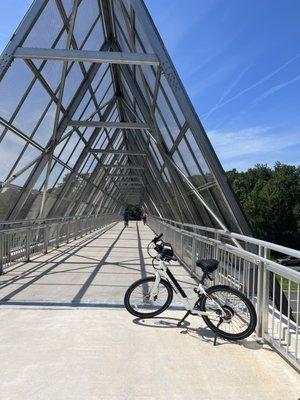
left=0, top=222, right=299, bottom=399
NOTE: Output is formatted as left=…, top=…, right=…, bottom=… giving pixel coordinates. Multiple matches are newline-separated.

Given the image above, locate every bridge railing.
left=0, top=214, right=121, bottom=273
left=148, top=216, right=300, bottom=370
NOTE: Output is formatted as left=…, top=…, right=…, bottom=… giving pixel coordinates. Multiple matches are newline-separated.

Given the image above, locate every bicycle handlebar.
left=149, top=234, right=178, bottom=262
left=151, top=233, right=163, bottom=243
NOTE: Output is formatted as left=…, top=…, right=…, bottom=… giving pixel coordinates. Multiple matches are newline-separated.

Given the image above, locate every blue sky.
left=145, top=0, right=300, bottom=170
left=1, top=0, right=300, bottom=171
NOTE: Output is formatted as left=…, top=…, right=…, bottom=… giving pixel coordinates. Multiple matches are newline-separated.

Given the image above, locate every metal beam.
left=106, top=174, right=142, bottom=178
left=7, top=40, right=113, bottom=220
left=117, top=58, right=196, bottom=222
left=131, top=0, right=252, bottom=235
left=14, top=47, right=159, bottom=66
left=103, top=165, right=144, bottom=170
left=70, top=129, right=126, bottom=216
left=118, top=191, right=141, bottom=194
left=118, top=186, right=143, bottom=189
left=68, top=121, right=149, bottom=130
left=91, top=149, right=146, bottom=156
left=117, top=182, right=144, bottom=186
left=106, top=174, right=141, bottom=178
left=38, top=0, right=79, bottom=220
left=0, top=0, right=48, bottom=81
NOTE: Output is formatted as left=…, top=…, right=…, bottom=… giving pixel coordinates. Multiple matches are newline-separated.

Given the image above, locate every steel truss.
left=0, top=0, right=251, bottom=235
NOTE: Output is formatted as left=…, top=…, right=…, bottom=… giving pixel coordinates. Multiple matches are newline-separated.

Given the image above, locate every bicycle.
left=124, top=234, right=257, bottom=344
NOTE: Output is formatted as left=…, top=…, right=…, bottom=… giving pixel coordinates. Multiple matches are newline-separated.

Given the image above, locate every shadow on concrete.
left=132, top=316, right=272, bottom=352
left=71, top=228, right=124, bottom=304
left=0, top=224, right=124, bottom=305
left=0, top=222, right=196, bottom=310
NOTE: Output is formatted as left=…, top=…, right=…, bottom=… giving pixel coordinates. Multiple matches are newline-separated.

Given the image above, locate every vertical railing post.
left=43, top=224, right=49, bottom=254
left=191, top=235, right=196, bottom=277
left=56, top=223, right=60, bottom=248
left=26, top=228, right=31, bottom=261
left=255, top=245, right=265, bottom=339
left=214, top=232, right=220, bottom=260
left=173, top=228, right=176, bottom=249
left=262, top=246, right=270, bottom=340
left=67, top=221, right=70, bottom=243
left=180, top=230, right=184, bottom=259
left=0, top=232, right=3, bottom=275
left=75, top=220, right=79, bottom=239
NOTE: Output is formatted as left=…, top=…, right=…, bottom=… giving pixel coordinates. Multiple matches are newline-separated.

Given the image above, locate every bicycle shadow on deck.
left=132, top=316, right=271, bottom=353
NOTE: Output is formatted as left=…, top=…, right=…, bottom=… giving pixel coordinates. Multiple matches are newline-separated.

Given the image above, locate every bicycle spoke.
left=129, top=282, right=169, bottom=314
left=204, top=289, right=253, bottom=336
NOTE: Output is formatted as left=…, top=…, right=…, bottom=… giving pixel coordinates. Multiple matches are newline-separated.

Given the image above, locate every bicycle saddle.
left=196, top=259, right=219, bottom=273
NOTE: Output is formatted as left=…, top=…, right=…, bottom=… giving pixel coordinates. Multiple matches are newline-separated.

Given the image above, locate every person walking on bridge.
left=123, top=208, right=130, bottom=228
left=141, top=211, right=148, bottom=225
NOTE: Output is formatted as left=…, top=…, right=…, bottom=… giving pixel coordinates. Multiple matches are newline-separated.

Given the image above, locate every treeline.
left=227, top=162, right=300, bottom=249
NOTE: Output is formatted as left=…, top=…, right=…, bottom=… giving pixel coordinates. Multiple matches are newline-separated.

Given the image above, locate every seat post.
left=200, top=273, right=207, bottom=285
left=200, top=272, right=213, bottom=285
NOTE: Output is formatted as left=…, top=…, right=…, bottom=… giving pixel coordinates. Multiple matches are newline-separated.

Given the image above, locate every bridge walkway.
left=0, top=222, right=299, bottom=399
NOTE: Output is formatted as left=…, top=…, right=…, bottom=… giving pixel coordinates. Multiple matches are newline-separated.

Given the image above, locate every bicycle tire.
left=198, top=285, right=257, bottom=341
left=124, top=276, right=173, bottom=318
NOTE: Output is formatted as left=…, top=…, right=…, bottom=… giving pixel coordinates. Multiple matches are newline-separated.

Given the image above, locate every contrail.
left=202, top=53, right=300, bottom=118
left=203, top=63, right=253, bottom=120
left=258, top=73, right=300, bottom=99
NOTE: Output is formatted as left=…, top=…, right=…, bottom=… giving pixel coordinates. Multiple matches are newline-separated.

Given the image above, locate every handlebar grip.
left=152, top=233, right=163, bottom=243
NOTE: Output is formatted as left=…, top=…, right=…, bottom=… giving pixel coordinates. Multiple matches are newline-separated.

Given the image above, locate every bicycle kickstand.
left=177, top=310, right=191, bottom=327
left=213, top=318, right=223, bottom=346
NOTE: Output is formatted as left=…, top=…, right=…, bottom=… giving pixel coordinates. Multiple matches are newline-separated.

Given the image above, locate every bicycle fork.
left=148, top=271, right=161, bottom=301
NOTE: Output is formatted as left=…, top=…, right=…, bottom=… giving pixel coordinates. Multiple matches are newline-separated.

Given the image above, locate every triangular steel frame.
left=0, top=0, right=251, bottom=234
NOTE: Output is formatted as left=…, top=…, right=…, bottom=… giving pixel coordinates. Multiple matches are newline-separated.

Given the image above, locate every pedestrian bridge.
left=0, top=219, right=299, bottom=399
left=0, top=0, right=300, bottom=398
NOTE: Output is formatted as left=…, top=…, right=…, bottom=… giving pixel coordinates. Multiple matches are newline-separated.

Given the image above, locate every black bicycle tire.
left=199, top=285, right=257, bottom=341
left=147, top=242, right=156, bottom=258
left=124, top=277, right=173, bottom=318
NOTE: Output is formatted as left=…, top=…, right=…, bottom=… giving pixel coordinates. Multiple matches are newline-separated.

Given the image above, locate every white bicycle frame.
left=150, top=255, right=226, bottom=318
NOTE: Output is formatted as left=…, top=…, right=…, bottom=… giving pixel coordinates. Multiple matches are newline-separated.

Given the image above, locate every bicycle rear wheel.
left=198, top=285, right=257, bottom=341
left=124, top=277, right=173, bottom=318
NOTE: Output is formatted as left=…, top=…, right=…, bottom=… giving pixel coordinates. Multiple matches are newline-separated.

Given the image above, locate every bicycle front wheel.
left=198, top=285, right=257, bottom=341
left=124, top=277, right=173, bottom=318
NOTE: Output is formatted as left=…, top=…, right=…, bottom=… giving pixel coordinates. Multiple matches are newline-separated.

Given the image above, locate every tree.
left=227, top=163, right=300, bottom=249
left=127, top=204, right=142, bottom=220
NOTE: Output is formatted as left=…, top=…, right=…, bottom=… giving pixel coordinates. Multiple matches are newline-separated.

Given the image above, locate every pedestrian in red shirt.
left=141, top=211, right=148, bottom=225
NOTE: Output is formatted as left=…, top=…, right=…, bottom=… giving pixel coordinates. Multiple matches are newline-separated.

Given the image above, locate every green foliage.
left=227, top=163, right=300, bottom=249
left=0, top=187, right=36, bottom=220
left=0, top=188, right=19, bottom=220
left=126, top=204, right=142, bottom=220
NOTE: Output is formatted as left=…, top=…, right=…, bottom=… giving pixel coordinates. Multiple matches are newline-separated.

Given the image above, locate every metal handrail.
left=0, top=213, right=121, bottom=273
left=156, top=217, right=300, bottom=258
left=148, top=216, right=300, bottom=370
left=0, top=214, right=108, bottom=230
